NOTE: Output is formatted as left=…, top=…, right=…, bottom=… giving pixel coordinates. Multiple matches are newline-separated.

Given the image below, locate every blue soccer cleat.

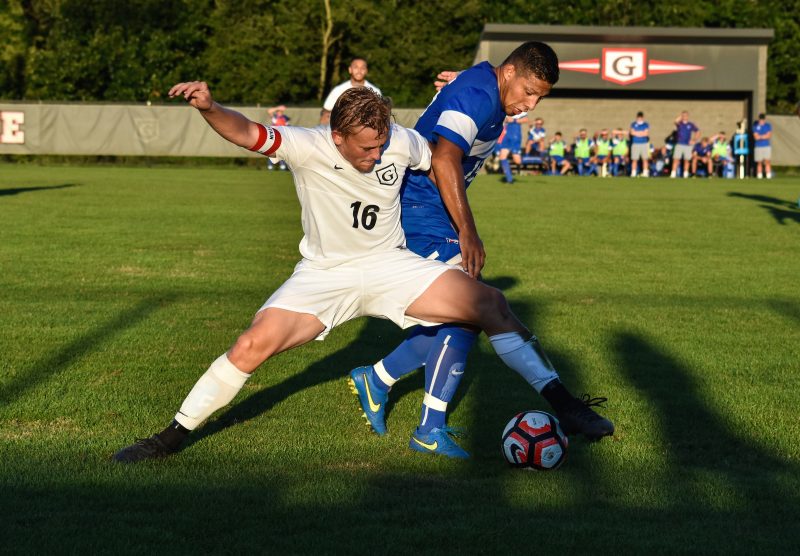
left=408, top=426, right=469, bottom=459
left=348, top=366, right=388, bottom=436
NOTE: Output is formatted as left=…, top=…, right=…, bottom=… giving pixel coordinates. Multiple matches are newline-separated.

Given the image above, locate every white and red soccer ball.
left=501, top=410, right=568, bottom=471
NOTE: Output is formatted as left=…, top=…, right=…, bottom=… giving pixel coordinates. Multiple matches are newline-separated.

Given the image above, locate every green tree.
left=23, top=0, right=211, bottom=101
left=0, top=1, right=28, bottom=99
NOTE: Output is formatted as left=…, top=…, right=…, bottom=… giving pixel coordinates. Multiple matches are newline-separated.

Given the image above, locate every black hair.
left=501, top=41, right=560, bottom=85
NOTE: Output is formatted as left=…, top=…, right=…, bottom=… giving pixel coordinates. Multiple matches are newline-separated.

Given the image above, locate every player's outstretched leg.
left=348, top=326, right=438, bottom=435
left=410, top=325, right=476, bottom=457
left=114, top=353, right=251, bottom=463
left=490, top=333, right=614, bottom=440
left=114, top=308, right=325, bottom=463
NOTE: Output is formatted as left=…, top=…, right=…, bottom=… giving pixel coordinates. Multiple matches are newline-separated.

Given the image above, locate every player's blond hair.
left=330, top=88, right=392, bottom=138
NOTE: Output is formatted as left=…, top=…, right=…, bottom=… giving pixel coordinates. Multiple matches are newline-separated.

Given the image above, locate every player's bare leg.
left=113, top=309, right=325, bottom=463
left=408, top=270, right=614, bottom=441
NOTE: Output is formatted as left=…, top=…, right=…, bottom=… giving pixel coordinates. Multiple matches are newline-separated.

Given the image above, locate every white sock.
left=175, top=354, right=251, bottom=430
left=489, top=332, right=559, bottom=392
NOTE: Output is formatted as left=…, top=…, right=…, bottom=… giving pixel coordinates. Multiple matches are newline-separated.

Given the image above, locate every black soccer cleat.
left=112, top=434, right=178, bottom=463
left=556, top=394, right=615, bottom=441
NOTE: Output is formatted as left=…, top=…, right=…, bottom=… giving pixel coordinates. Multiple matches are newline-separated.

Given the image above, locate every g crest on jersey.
left=250, top=124, right=430, bottom=268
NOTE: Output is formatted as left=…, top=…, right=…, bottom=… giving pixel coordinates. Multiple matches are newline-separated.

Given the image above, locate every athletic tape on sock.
left=175, top=354, right=251, bottom=430
left=373, top=360, right=397, bottom=387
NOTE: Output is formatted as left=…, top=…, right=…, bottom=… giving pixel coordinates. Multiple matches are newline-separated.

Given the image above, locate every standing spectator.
left=752, top=113, right=772, bottom=179
left=525, top=117, right=547, bottom=155
left=498, top=114, right=528, bottom=184
left=629, top=111, right=651, bottom=177
left=266, top=105, right=290, bottom=170
left=610, top=128, right=629, bottom=176
left=670, top=111, right=700, bottom=178
left=572, top=128, right=595, bottom=176
left=594, top=129, right=612, bottom=177
left=320, top=57, right=381, bottom=124
left=691, top=137, right=713, bottom=177
left=548, top=132, right=571, bottom=175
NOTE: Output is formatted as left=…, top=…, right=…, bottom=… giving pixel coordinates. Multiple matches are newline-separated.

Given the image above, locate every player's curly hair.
left=330, top=87, right=393, bottom=138
left=502, top=41, right=560, bottom=86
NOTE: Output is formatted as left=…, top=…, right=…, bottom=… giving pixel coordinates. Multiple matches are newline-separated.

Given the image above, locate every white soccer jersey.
left=322, top=80, right=382, bottom=112
left=249, top=124, right=431, bottom=268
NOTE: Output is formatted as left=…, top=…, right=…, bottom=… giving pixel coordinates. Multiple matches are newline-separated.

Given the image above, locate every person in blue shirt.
left=752, top=113, right=772, bottom=179
left=691, top=137, right=713, bottom=177
left=670, top=111, right=700, bottom=178
left=498, top=114, right=529, bottom=183
left=525, top=117, right=547, bottom=156
left=629, top=111, right=650, bottom=178
left=348, top=42, right=614, bottom=458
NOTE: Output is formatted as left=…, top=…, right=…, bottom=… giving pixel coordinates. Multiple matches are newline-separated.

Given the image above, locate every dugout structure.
left=474, top=24, right=786, bottom=162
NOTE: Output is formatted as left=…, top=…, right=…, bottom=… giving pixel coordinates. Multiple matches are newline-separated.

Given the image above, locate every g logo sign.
left=376, top=163, right=398, bottom=186
left=602, top=48, right=646, bottom=85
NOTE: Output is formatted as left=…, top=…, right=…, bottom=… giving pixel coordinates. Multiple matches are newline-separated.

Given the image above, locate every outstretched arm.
left=169, top=81, right=261, bottom=149
left=431, top=136, right=484, bottom=278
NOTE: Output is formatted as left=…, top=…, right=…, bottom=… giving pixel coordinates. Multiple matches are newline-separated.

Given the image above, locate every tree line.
left=1, top=0, right=797, bottom=112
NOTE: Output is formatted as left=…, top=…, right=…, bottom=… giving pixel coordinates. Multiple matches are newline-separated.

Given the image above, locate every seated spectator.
left=691, top=137, right=713, bottom=177
left=548, top=132, right=572, bottom=175
left=594, top=129, right=612, bottom=177
left=573, top=128, right=596, bottom=176
left=610, top=128, right=629, bottom=176
left=526, top=118, right=547, bottom=156
left=710, top=132, right=734, bottom=178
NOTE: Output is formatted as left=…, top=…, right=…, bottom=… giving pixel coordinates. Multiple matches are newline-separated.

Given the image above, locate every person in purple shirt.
left=670, top=111, right=699, bottom=178
left=752, top=113, right=772, bottom=179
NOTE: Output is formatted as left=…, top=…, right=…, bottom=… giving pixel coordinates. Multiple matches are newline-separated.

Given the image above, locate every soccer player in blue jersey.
left=498, top=114, right=528, bottom=184
left=349, top=41, right=614, bottom=458
left=752, top=113, right=772, bottom=179
left=691, top=137, right=713, bottom=177
left=629, top=111, right=650, bottom=178
left=670, top=111, right=699, bottom=178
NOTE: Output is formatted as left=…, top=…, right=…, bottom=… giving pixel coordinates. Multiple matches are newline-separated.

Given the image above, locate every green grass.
left=1, top=164, right=799, bottom=554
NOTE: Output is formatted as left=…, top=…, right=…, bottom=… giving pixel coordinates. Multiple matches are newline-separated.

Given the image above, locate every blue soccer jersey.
left=500, top=117, right=523, bottom=151
left=753, top=121, right=771, bottom=147
left=630, top=120, right=649, bottom=144
left=400, top=62, right=505, bottom=257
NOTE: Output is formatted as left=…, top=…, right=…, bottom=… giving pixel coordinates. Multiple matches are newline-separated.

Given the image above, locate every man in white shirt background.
left=319, top=57, right=381, bottom=125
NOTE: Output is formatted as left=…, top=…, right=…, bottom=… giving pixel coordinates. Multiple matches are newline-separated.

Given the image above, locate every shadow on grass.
left=4, top=321, right=799, bottom=553
left=613, top=331, right=800, bottom=535
left=727, top=192, right=800, bottom=225
left=767, top=298, right=800, bottom=324
left=0, top=296, right=175, bottom=405
left=0, top=183, right=79, bottom=197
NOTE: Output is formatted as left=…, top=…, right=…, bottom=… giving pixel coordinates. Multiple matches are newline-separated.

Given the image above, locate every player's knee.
left=479, top=286, right=511, bottom=318
left=230, top=331, right=274, bottom=365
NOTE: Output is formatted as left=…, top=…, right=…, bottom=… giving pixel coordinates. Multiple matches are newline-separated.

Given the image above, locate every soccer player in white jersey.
left=113, top=84, right=609, bottom=463
left=320, top=57, right=381, bottom=125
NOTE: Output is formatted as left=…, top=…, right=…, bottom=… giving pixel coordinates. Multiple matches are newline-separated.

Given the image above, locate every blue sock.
left=489, top=332, right=559, bottom=392
left=375, top=326, right=438, bottom=391
left=500, top=159, right=514, bottom=182
left=418, top=326, right=478, bottom=433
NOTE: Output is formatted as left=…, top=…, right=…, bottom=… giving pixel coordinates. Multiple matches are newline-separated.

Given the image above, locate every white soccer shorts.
left=259, top=248, right=453, bottom=339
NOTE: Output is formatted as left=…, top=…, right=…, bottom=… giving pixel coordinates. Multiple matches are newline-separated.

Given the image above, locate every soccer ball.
left=501, top=410, right=568, bottom=471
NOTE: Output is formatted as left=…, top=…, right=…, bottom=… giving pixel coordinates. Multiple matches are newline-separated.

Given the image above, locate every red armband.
left=248, top=123, right=282, bottom=156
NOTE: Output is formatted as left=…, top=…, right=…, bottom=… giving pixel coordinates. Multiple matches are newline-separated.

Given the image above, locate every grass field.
left=1, top=164, right=799, bottom=554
